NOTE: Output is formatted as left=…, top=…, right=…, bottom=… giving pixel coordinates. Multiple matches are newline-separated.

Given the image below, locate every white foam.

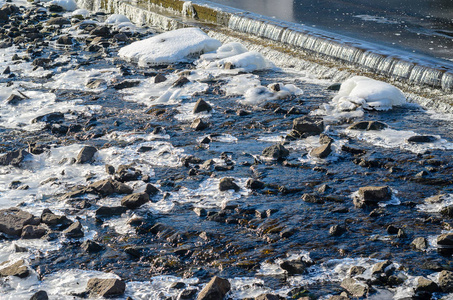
left=118, top=28, right=222, bottom=67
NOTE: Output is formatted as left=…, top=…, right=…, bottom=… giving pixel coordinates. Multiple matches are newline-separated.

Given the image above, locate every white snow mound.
left=333, top=76, right=406, bottom=111
left=105, top=14, right=131, bottom=24
left=49, top=0, right=77, bottom=11
left=118, top=28, right=222, bottom=67
left=199, top=42, right=248, bottom=61
left=72, top=9, right=90, bottom=17
left=216, top=51, right=274, bottom=72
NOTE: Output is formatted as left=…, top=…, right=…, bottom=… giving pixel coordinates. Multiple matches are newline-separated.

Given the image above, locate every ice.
left=333, top=76, right=406, bottom=111
left=105, top=14, right=131, bottom=24
left=241, top=83, right=303, bottom=105
left=216, top=51, right=275, bottom=72
left=224, top=74, right=261, bottom=96
left=198, top=42, right=248, bottom=62
left=118, top=28, right=222, bottom=67
left=44, top=68, right=119, bottom=92
left=49, top=0, right=77, bottom=11
left=417, top=193, right=453, bottom=213
left=228, top=277, right=273, bottom=299
left=71, top=8, right=90, bottom=17
left=125, top=276, right=199, bottom=299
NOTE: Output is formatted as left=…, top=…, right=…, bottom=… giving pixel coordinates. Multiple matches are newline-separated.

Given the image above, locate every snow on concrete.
left=118, top=28, right=222, bottom=67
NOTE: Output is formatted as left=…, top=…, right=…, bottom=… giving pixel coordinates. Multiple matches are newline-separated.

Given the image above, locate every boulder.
left=21, top=225, right=47, bottom=239
left=348, top=121, right=388, bottom=131
left=196, top=276, right=231, bottom=300
left=219, top=178, right=240, bottom=192
left=354, top=186, right=392, bottom=208
left=262, top=144, right=289, bottom=159
left=340, top=278, right=368, bottom=298
left=154, top=73, right=167, bottom=83
left=0, top=208, right=40, bottom=236
left=191, top=118, right=209, bottom=131
left=88, top=179, right=133, bottom=195
left=438, top=270, right=453, bottom=293
left=76, top=146, right=97, bottom=164
left=0, top=149, right=30, bottom=166
left=193, top=99, right=212, bottom=114
left=56, top=35, right=72, bottom=45
left=407, top=135, right=437, bottom=143
left=246, top=178, right=265, bottom=190
left=87, top=278, right=126, bottom=297
left=0, top=259, right=29, bottom=278
left=292, top=116, right=324, bottom=137
left=310, top=142, right=332, bottom=159
left=63, top=221, right=84, bottom=238
left=280, top=260, right=309, bottom=275
left=95, top=206, right=127, bottom=217
left=415, top=276, right=440, bottom=293
left=46, top=17, right=71, bottom=25
left=172, top=76, right=190, bottom=88
left=30, top=290, right=49, bottom=300
left=81, top=240, right=104, bottom=253
left=121, top=192, right=149, bottom=209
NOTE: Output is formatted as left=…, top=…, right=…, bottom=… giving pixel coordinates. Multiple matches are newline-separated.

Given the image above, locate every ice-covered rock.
left=105, top=14, right=130, bottom=24
left=242, top=83, right=302, bottom=105
left=49, top=0, right=77, bottom=11
left=118, top=28, right=221, bottom=67
left=216, top=51, right=274, bottom=72
left=71, top=9, right=89, bottom=17
left=199, top=42, right=248, bottom=61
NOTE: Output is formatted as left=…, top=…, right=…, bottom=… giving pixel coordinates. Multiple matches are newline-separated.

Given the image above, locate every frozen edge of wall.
left=76, top=0, right=453, bottom=97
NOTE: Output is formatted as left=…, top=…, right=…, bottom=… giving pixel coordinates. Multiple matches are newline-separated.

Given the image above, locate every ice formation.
left=242, top=83, right=303, bottom=105
left=49, top=0, right=77, bottom=11
left=105, top=14, right=131, bottom=24
left=199, top=42, right=248, bottom=62
left=216, top=51, right=275, bottom=72
left=118, top=28, right=222, bottom=67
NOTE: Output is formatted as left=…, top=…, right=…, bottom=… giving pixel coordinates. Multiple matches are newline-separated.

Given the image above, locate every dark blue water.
left=204, top=0, right=453, bottom=61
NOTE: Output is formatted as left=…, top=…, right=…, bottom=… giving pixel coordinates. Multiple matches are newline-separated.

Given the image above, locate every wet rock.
left=193, top=99, right=212, bottom=113
left=191, top=118, right=209, bottom=131
left=88, top=179, right=133, bottom=195
left=30, top=290, right=49, bottom=300
left=89, top=26, right=111, bottom=37
left=341, top=144, right=366, bottom=155
left=178, top=289, right=198, bottom=299
left=353, top=186, right=392, bottom=208
left=113, top=80, right=140, bottom=90
left=194, top=207, right=207, bottom=217
left=5, top=93, right=27, bottom=105
left=76, top=146, right=97, bottom=164
left=219, top=177, right=240, bottom=192
left=172, top=76, right=190, bottom=88
left=407, top=135, right=437, bottom=143
left=371, top=260, right=394, bottom=276
left=121, top=192, right=149, bottom=209
left=262, top=144, right=289, bottom=159
left=81, top=240, right=104, bottom=253
left=327, top=83, right=341, bottom=90
left=246, top=178, right=265, bottom=190
left=145, top=183, right=159, bottom=196
left=87, top=278, right=126, bottom=297
left=64, top=221, right=84, bottom=238
left=95, top=206, right=127, bottom=217
left=340, top=278, right=369, bottom=298
left=437, top=233, right=453, bottom=255
left=32, top=57, right=52, bottom=67
left=425, top=194, right=446, bottom=204
left=46, top=17, right=71, bottom=25
left=302, top=193, right=324, bottom=204
left=329, top=225, right=346, bottom=236
left=319, top=133, right=333, bottom=145
left=56, top=35, right=72, bottom=45
left=349, top=266, right=366, bottom=276
left=310, top=141, right=332, bottom=159
left=416, top=277, right=440, bottom=293
left=41, top=209, right=72, bottom=230
left=0, top=259, right=29, bottom=278
left=348, top=121, right=387, bottom=131
left=0, top=149, right=30, bottom=167
left=115, top=165, right=142, bottom=182
left=0, top=207, right=40, bottom=236
left=438, top=270, right=453, bottom=292
left=411, top=237, right=428, bottom=250
left=154, top=73, right=167, bottom=83
left=21, top=225, right=47, bottom=239
left=105, top=164, right=115, bottom=175
left=254, top=294, right=284, bottom=300
left=32, top=112, right=65, bottom=124
left=196, top=276, right=231, bottom=300
left=440, top=205, right=453, bottom=217
left=280, top=260, right=309, bottom=275
left=86, top=79, right=105, bottom=89
left=292, top=116, right=324, bottom=137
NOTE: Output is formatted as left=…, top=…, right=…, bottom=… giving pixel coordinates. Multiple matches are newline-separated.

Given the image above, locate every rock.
left=196, top=276, right=231, bottom=300
left=371, top=260, right=393, bottom=275
left=353, top=186, right=392, bottom=208
left=407, top=135, right=437, bottom=143
left=292, top=116, right=324, bottom=137
left=280, top=260, right=309, bottom=275
left=87, top=278, right=126, bottom=297
left=193, top=99, right=212, bottom=113
left=154, top=73, right=167, bottom=83
left=262, top=144, right=289, bottom=159
left=172, top=76, right=190, bottom=88
left=89, top=26, right=111, bottom=37
left=86, top=79, right=105, bottom=89
left=5, top=93, right=26, bottom=105
left=425, top=194, right=446, bottom=204
left=30, top=290, right=49, bottom=300
left=411, top=237, right=428, bottom=250
left=0, top=149, right=30, bottom=166
left=219, top=177, right=240, bottom=192
left=115, top=165, right=142, bottom=182
left=319, top=133, right=333, bottom=145
left=348, top=121, right=387, bottom=131
left=31, top=112, right=65, bottom=124
left=95, top=206, right=127, bottom=217
left=76, top=146, right=97, bottom=164
left=191, top=118, right=209, bottom=131
left=32, top=58, right=52, bottom=67
left=438, top=270, right=453, bottom=292
left=41, top=209, right=72, bottom=230
left=340, top=278, right=368, bottom=298
left=0, top=208, right=40, bottom=236
left=56, top=35, right=72, bottom=45
left=254, top=294, right=284, bottom=300
left=416, top=277, right=440, bottom=293
left=121, top=192, right=149, bottom=209
left=105, top=164, right=115, bottom=175
left=21, top=225, right=47, bottom=239
left=145, top=183, right=159, bottom=196
left=194, top=207, right=207, bottom=217
left=349, top=266, right=366, bottom=276
left=440, top=205, right=453, bottom=217
left=81, top=240, right=104, bottom=253
left=0, top=259, right=29, bottom=278
left=310, top=142, right=332, bottom=159
left=329, top=225, right=346, bottom=236
left=47, top=17, right=71, bottom=25
left=327, top=83, right=341, bottom=90
left=178, top=289, right=198, bottom=300
left=63, top=221, right=84, bottom=238
left=341, top=144, right=366, bottom=155
left=437, top=233, right=453, bottom=255
left=113, top=80, right=141, bottom=90
left=88, top=179, right=133, bottom=195
left=246, top=178, right=265, bottom=190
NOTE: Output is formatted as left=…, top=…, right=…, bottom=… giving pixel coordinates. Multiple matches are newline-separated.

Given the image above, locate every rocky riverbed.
left=1, top=1, right=453, bottom=299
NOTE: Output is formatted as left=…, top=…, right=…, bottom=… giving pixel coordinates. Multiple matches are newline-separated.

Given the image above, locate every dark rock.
left=87, top=278, right=126, bottom=297
left=154, top=73, right=167, bottom=83
left=327, top=83, right=341, bottom=90
left=178, top=289, right=198, bottom=300
left=280, top=260, right=309, bottom=275
left=193, top=99, right=212, bottom=113
left=63, top=221, right=84, bottom=238
left=95, top=206, right=127, bottom=217
left=0, top=208, right=40, bottom=236
left=340, top=278, right=368, bottom=298
left=302, top=193, right=324, bottom=204
left=319, top=133, right=333, bottom=145
left=56, top=35, right=72, bottom=45
left=407, top=135, right=437, bottom=143
left=30, top=290, right=49, bottom=300
left=145, top=183, right=159, bottom=196
left=0, top=149, right=30, bottom=167
left=32, top=58, right=52, bottom=67
left=5, top=93, right=26, bottom=105
left=81, top=240, right=104, bottom=253
left=88, top=179, right=133, bottom=195
left=254, top=294, right=284, bottom=300
left=113, top=80, right=140, bottom=90
left=46, top=17, right=71, bottom=25
left=411, top=237, right=428, bottom=250
left=349, top=266, right=366, bottom=276
left=292, top=116, right=324, bottom=137
left=196, top=276, right=231, bottom=300
left=219, top=177, right=240, bottom=192
left=86, top=79, right=105, bottom=89
left=329, top=225, right=346, bottom=236
left=115, top=165, right=142, bottom=182
left=3, top=66, right=10, bottom=74
left=354, top=186, right=392, bottom=208
left=371, top=260, right=393, bottom=275
left=191, top=118, right=208, bottom=131
left=438, top=270, right=453, bottom=292
left=341, top=144, right=366, bottom=155
left=41, top=209, right=72, bottom=230
left=105, top=164, right=115, bottom=175
left=194, top=207, right=207, bottom=217
left=348, top=121, right=387, bottom=131
left=121, top=192, right=149, bottom=209
left=32, top=112, right=65, bottom=124
left=416, top=277, right=440, bottom=293
left=0, top=259, right=29, bottom=278
left=310, top=142, right=332, bottom=159
left=262, top=144, right=289, bottom=159
left=246, top=178, right=265, bottom=190
left=76, top=146, right=97, bottom=164
left=89, top=26, right=110, bottom=37
left=21, top=225, right=47, bottom=239
left=386, top=225, right=399, bottom=234
left=440, top=205, right=453, bottom=217
left=172, top=76, right=190, bottom=88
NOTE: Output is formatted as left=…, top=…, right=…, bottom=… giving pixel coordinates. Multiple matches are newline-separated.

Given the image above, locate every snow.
left=332, top=76, right=406, bottom=111
left=49, top=0, right=77, bottom=11
left=71, top=9, right=90, bottom=17
left=118, top=28, right=222, bottom=67
left=105, top=14, right=131, bottom=24
left=216, top=51, right=275, bottom=72
left=242, top=83, right=303, bottom=105
left=199, top=42, right=248, bottom=61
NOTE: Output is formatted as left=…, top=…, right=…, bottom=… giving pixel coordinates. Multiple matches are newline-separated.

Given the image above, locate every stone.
left=327, top=83, right=341, bottom=90
left=178, top=289, right=198, bottom=300
left=246, top=178, right=265, bottom=190
left=105, top=164, right=115, bottom=175
left=194, top=207, right=207, bottom=217
left=113, top=80, right=141, bottom=90
left=0, top=208, right=40, bottom=236
left=172, top=76, right=190, bottom=88
left=219, top=177, right=240, bottom=192
left=440, top=205, right=453, bottom=217
left=0, top=149, right=30, bottom=166
left=63, top=221, right=84, bottom=238
left=95, top=206, right=127, bottom=217
left=121, top=192, right=149, bottom=209
left=349, top=266, right=366, bottom=276
left=348, top=121, right=387, bottom=131
left=154, top=73, right=167, bottom=83
left=89, top=26, right=111, bottom=37
left=87, top=278, right=126, bottom=297
left=310, top=142, right=332, bottom=159
left=0, top=259, right=29, bottom=278
left=254, top=294, right=284, bottom=300
left=88, top=179, right=133, bottom=196
left=5, top=93, right=26, bottom=105
left=115, top=165, right=142, bottom=182
left=86, top=79, right=105, bottom=89
left=21, top=225, right=47, bottom=239
left=438, top=270, right=453, bottom=293
left=41, top=209, right=72, bottom=230
left=371, top=260, right=393, bottom=275
left=262, top=144, right=289, bottom=159
left=340, top=278, right=368, bottom=298
left=280, top=260, right=309, bottom=275
left=411, top=237, right=428, bottom=250
left=407, top=135, right=437, bottom=143
left=47, top=17, right=71, bottom=25
left=416, top=277, right=440, bottom=293
left=329, top=225, right=346, bottom=236
left=81, top=240, right=104, bottom=253
left=145, top=183, right=159, bottom=196
left=56, top=35, right=72, bottom=45
left=30, top=290, right=49, bottom=300
left=319, top=133, right=333, bottom=145
left=31, top=112, right=65, bottom=124
left=191, top=118, right=208, bottom=131
left=196, top=276, right=231, bottom=300
left=292, top=116, right=324, bottom=137
left=354, top=186, right=392, bottom=208
left=193, top=99, right=212, bottom=114
left=76, top=146, right=97, bottom=164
